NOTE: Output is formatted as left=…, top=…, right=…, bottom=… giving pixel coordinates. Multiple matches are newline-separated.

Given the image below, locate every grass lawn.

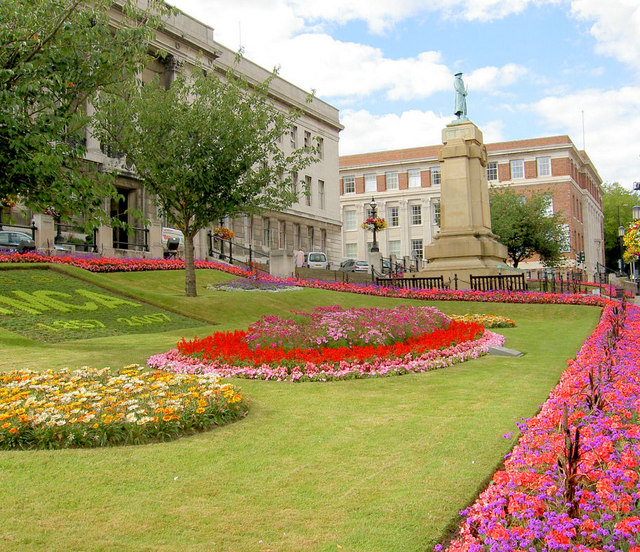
left=0, top=266, right=602, bottom=551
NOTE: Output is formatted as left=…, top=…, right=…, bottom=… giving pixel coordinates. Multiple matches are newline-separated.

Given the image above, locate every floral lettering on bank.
left=0, top=289, right=143, bottom=316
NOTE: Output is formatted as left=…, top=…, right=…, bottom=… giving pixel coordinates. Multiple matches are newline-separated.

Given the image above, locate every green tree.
left=0, top=0, right=168, bottom=221
left=601, top=182, right=640, bottom=270
left=489, top=186, right=566, bottom=268
left=94, top=69, right=318, bottom=296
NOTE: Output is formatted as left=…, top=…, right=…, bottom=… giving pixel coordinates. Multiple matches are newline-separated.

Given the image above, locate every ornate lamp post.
left=618, top=223, right=626, bottom=275
left=368, top=197, right=379, bottom=253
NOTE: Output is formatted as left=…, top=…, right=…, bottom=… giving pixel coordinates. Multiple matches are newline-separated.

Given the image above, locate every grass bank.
left=0, top=267, right=601, bottom=551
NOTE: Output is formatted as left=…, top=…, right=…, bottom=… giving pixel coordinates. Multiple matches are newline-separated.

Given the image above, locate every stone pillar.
left=269, top=249, right=295, bottom=278
left=31, top=214, right=55, bottom=252
left=96, top=224, right=114, bottom=257
left=420, top=120, right=509, bottom=285
left=148, top=221, right=164, bottom=259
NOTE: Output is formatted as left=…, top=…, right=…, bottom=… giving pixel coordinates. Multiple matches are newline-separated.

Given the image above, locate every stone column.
left=420, top=120, right=509, bottom=284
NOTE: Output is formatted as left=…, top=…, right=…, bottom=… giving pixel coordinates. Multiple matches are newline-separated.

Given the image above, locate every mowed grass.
left=0, top=266, right=601, bottom=551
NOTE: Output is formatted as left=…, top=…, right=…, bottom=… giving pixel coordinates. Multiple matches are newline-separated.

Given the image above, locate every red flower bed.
left=0, top=252, right=613, bottom=308
left=177, top=319, right=483, bottom=367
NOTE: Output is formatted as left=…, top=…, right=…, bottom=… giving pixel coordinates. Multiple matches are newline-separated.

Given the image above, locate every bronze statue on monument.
left=417, top=73, right=510, bottom=287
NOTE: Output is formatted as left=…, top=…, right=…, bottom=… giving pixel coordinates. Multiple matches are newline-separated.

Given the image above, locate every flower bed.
left=245, top=305, right=450, bottom=350
left=148, top=305, right=505, bottom=382
left=206, top=274, right=300, bottom=292
left=438, top=302, right=640, bottom=552
left=450, top=314, right=515, bottom=328
left=0, top=252, right=613, bottom=308
left=0, top=365, right=248, bottom=449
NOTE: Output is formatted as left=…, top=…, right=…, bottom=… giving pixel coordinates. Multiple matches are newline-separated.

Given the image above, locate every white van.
left=307, top=251, right=328, bottom=269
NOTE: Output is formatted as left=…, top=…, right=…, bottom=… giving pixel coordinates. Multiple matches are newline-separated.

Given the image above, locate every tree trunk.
left=184, top=232, right=197, bottom=297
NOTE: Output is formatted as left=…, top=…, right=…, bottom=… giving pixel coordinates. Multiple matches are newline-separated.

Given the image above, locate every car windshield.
left=308, top=253, right=325, bottom=262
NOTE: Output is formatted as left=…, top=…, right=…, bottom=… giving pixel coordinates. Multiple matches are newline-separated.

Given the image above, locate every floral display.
left=206, top=273, right=300, bottom=292
left=212, top=226, right=235, bottom=240
left=0, top=365, right=248, bottom=449
left=148, top=305, right=505, bottom=382
left=0, top=253, right=615, bottom=309
left=361, top=216, right=388, bottom=231
left=623, top=220, right=640, bottom=263
left=244, top=305, right=450, bottom=350
left=437, top=301, right=640, bottom=552
left=449, top=314, right=516, bottom=328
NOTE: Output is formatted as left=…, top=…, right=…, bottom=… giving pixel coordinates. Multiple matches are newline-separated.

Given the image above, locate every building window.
left=543, top=194, right=554, bottom=217
left=537, top=156, right=551, bottom=177
left=408, top=169, right=421, bottom=188
left=279, top=220, right=286, bottom=249
left=344, top=210, right=357, bottom=231
left=486, top=162, right=498, bottom=181
left=386, top=171, right=398, bottom=190
left=262, top=218, right=270, bottom=247
left=432, top=201, right=441, bottom=226
left=410, top=204, right=422, bottom=225
left=388, top=206, right=399, bottom=227
left=290, top=125, right=297, bottom=148
left=305, top=175, right=312, bottom=206
left=318, top=180, right=325, bottom=209
left=410, top=239, right=423, bottom=259
left=321, top=229, right=327, bottom=252
left=343, top=175, right=355, bottom=194
left=316, top=137, right=324, bottom=159
left=304, top=130, right=311, bottom=149
left=430, top=167, right=441, bottom=186
left=345, top=243, right=357, bottom=258
left=291, top=171, right=298, bottom=195
left=308, top=226, right=314, bottom=250
left=294, top=223, right=301, bottom=248
left=365, top=173, right=377, bottom=193
left=510, top=159, right=524, bottom=179
left=388, top=240, right=400, bottom=257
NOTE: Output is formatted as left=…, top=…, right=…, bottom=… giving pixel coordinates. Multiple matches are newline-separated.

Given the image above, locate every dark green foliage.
left=0, top=0, right=168, bottom=222
left=600, top=182, right=640, bottom=270
left=94, top=69, right=318, bottom=296
left=490, top=186, right=567, bottom=268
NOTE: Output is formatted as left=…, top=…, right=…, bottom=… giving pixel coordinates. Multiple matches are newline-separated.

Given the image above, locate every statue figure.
left=454, top=72, right=468, bottom=120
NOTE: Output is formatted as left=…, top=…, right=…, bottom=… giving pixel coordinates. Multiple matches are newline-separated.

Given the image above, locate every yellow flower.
left=1, top=422, right=11, bottom=429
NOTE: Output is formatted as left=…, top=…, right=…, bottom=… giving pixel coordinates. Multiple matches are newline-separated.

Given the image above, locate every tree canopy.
left=0, top=0, right=168, bottom=221
left=489, top=186, right=567, bottom=268
left=600, top=182, right=640, bottom=270
left=94, top=69, right=318, bottom=296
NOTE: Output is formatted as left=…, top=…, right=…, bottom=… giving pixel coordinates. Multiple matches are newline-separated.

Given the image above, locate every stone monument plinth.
left=418, top=120, right=509, bottom=287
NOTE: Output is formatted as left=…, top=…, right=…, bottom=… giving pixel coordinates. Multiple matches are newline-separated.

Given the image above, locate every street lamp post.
left=617, top=203, right=630, bottom=275
left=369, top=197, right=379, bottom=253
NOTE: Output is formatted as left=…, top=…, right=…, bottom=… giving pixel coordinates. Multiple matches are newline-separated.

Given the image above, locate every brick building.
left=339, top=135, right=604, bottom=276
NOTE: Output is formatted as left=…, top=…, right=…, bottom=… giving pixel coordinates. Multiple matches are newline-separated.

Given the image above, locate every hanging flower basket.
left=213, top=227, right=234, bottom=240
left=623, top=221, right=640, bottom=263
left=361, top=217, right=387, bottom=231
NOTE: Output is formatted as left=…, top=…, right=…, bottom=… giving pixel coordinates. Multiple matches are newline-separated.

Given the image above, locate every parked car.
left=306, top=251, right=328, bottom=269
left=339, top=259, right=370, bottom=273
left=0, top=231, right=36, bottom=253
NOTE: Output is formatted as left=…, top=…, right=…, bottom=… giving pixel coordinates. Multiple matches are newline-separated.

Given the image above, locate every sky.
left=169, top=0, right=640, bottom=189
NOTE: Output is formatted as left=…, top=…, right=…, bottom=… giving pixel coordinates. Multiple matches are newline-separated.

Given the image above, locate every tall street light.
left=617, top=203, right=629, bottom=275
left=369, top=196, right=379, bottom=253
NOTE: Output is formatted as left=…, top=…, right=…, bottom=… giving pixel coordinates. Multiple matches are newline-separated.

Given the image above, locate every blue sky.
left=170, top=0, right=640, bottom=189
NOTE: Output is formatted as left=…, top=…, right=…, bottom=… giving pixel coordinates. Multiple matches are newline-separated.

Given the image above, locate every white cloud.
left=339, top=109, right=451, bottom=155
left=467, top=64, right=529, bottom=92
left=272, top=35, right=453, bottom=100
left=570, top=0, right=640, bottom=71
left=528, top=87, right=640, bottom=187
